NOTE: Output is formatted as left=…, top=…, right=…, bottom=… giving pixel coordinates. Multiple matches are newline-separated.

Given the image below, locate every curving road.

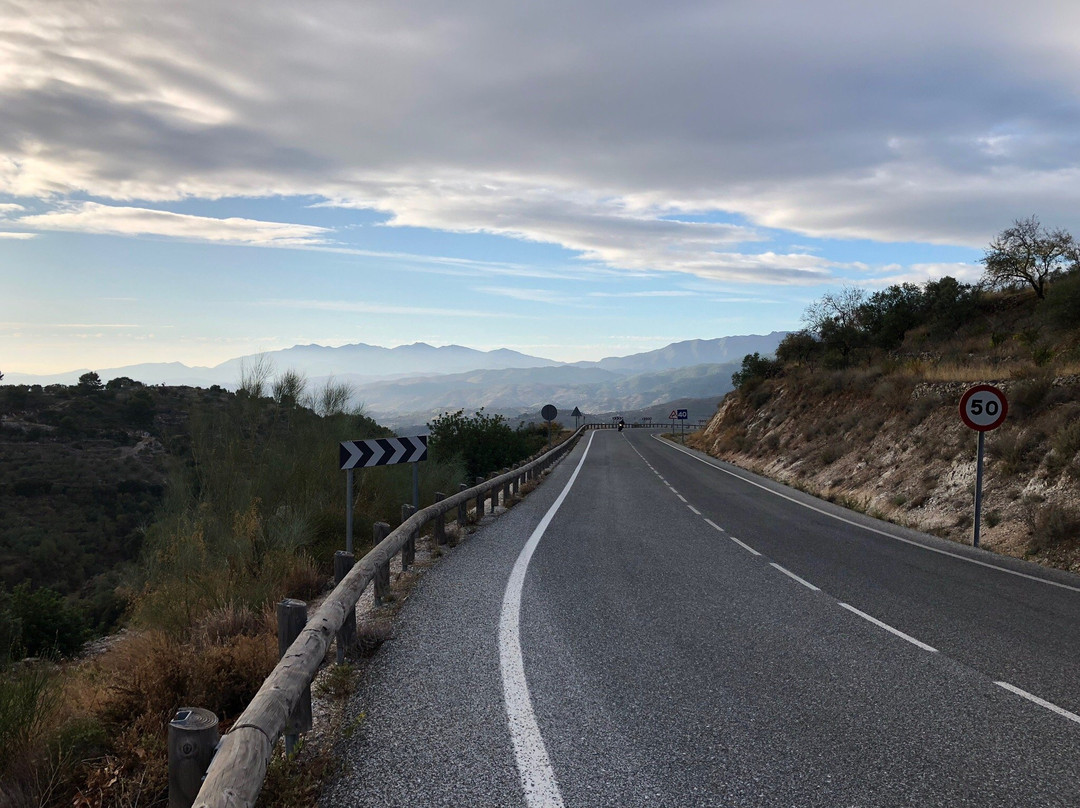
left=323, top=429, right=1080, bottom=807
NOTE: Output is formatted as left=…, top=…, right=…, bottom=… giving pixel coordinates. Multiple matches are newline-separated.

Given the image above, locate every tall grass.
left=134, top=390, right=465, bottom=634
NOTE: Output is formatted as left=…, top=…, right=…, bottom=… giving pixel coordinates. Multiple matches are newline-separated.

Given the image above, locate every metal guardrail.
left=192, top=427, right=586, bottom=808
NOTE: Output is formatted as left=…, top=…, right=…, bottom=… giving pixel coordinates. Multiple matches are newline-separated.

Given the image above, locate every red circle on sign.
left=959, top=384, right=1008, bottom=431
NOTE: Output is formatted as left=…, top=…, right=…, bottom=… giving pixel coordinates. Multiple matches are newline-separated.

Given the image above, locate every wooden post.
left=502, top=469, right=511, bottom=504
left=333, top=551, right=355, bottom=663
left=457, top=483, right=468, bottom=533
left=489, top=478, right=498, bottom=513
left=475, top=476, right=485, bottom=518
left=168, top=707, right=219, bottom=808
left=433, top=492, right=446, bottom=545
left=400, top=504, right=416, bottom=569
left=277, top=599, right=311, bottom=756
left=373, top=522, right=391, bottom=604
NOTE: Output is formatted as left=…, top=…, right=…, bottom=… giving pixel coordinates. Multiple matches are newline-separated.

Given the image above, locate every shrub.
left=731, top=353, right=782, bottom=390
left=426, top=409, right=546, bottom=479
left=1030, top=503, right=1080, bottom=551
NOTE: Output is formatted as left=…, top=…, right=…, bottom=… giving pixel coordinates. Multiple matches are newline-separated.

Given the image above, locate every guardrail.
left=193, top=426, right=586, bottom=808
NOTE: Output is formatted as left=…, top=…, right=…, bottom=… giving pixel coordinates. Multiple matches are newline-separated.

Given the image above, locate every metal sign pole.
left=973, top=431, right=985, bottom=548
left=412, top=462, right=420, bottom=510
left=345, top=468, right=354, bottom=554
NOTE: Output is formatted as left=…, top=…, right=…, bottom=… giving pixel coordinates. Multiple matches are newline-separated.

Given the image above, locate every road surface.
left=322, top=429, right=1080, bottom=807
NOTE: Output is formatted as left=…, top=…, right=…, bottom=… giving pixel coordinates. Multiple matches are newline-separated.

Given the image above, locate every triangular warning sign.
left=669, top=410, right=678, bottom=419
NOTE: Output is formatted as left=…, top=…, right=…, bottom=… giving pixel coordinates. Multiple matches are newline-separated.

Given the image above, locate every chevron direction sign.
left=339, top=436, right=428, bottom=470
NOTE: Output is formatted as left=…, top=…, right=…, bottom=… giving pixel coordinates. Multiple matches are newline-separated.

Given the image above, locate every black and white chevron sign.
left=339, top=436, right=428, bottom=469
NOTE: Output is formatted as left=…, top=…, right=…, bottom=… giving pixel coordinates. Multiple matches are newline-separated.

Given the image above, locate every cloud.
left=0, top=231, right=35, bottom=238
left=256, top=298, right=534, bottom=320
left=3, top=0, right=1080, bottom=272
left=16, top=202, right=333, bottom=246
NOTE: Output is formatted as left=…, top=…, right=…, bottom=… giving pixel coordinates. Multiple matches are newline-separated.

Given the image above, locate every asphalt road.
left=323, top=429, right=1080, bottom=807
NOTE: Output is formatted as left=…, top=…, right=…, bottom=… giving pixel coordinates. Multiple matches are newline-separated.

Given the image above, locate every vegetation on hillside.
left=0, top=368, right=467, bottom=807
left=427, top=408, right=551, bottom=479
left=707, top=219, right=1080, bottom=571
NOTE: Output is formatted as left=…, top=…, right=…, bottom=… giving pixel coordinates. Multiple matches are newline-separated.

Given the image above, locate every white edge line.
left=704, top=518, right=724, bottom=532
left=677, top=494, right=687, bottom=503
left=995, top=681, right=1080, bottom=726
left=838, top=602, right=938, bottom=653
left=688, top=505, right=701, bottom=515
left=770, top=562, right=821, bottom=592
left=653, top=436, right=1080, bottom=595
left=498, top=433, right=598, bottom=807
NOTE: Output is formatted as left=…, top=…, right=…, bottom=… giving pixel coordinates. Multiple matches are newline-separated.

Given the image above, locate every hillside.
left=689, top=279, right=1080, bottom=573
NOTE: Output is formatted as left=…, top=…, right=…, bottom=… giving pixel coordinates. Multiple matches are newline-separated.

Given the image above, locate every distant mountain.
left=5, top=342, right=558, bottom=387
left=574, top=333, right=787, bottom=374
left=358, top=361, right=742, bottom=428
left=5, top=334, right=785, bottom=424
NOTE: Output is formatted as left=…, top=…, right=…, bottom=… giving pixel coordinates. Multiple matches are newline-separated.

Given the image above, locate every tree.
left=803, top=286, right=868, bottom=367
left=981, top=216, right=1076, bottom=299
left=731, top=352, right=782, bottom=390
left=77, top=371, right=103, bottom=391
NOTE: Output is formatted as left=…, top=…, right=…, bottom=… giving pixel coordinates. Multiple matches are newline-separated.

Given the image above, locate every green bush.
left=731, top=353, right=782, bottom=390
left=0, top=584, right=86, bottom=660
left=427, top=409, right=548, bottom=480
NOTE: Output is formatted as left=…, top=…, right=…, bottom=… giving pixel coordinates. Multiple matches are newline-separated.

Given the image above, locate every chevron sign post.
left=340, top=436, right=428, bottom=553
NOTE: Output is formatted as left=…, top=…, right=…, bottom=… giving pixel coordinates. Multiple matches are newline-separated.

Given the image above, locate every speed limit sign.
left=959, top=384, right=1008, bottom=431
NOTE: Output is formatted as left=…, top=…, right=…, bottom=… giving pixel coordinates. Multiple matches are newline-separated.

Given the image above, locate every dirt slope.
left=689, top=369, right=1080, bottom=573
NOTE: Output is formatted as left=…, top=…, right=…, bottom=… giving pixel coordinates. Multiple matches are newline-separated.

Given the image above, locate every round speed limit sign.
left=959, top=384, right=1008, bottom=431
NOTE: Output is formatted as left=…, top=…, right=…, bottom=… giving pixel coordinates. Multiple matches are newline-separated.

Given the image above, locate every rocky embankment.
left=689, top=370, right=1080, bottom=573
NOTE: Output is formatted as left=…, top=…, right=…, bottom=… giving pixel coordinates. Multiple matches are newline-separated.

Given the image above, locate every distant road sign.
left=340, top=436, right=427, bottom=469
left=541, top=404, right=558, bottom=421
left=959, top=385, right=1008, bottom=432
left=571, top=407, right=582, bottom=418
left=677, top=409, right=688, bottom=420
left=669, top=410, right=677, bottom=419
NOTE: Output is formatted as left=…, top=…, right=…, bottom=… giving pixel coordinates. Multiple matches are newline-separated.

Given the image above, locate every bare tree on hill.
left=981, top=215, right=1077, bottom=299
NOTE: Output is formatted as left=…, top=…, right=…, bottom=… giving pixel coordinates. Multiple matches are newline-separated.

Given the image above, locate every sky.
left=4, top=0, right=1080, bottom=374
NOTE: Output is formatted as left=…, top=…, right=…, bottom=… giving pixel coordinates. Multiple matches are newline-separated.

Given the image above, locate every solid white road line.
left=499, top=430, right=596, bottom=808
left=995, top=681, right=1080, bottom=726
left=838, top=602, right=938, bottom=653
left=654, top=436, right=1080, bottom=595
left=770, top=562, right=821, bottom=592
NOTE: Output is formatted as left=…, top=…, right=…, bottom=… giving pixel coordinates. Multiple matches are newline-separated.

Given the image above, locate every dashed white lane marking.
left=499, top=431, right=597, bottom=807
left=770, top=562, right=821, bottom=592
left=687, top=505, right=701, bottom=515
left=704, top=518, right=762, bottom=556
left=838, top=602, right=938, bottom=653
left=995, top=681, right=1080, bottom=726
left=654, top=436, right=1080, bottom=595
left=677, top=494, right=688, bottom=503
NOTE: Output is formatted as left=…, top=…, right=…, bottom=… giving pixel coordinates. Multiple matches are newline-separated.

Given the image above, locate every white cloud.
left=0, top=231, right=35, bottom=238
left=16, top=202, right=333, bottom=246
left=256, top=298, right=533, bottom=320
left=3, top=0, right=1080, bottom=272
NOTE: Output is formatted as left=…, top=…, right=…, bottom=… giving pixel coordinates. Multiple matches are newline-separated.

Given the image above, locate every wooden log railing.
left=193, top=426, right=585, bottom=808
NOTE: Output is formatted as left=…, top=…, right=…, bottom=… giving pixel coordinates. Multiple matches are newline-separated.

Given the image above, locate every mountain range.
left=6, top=332, right=787, bottom=427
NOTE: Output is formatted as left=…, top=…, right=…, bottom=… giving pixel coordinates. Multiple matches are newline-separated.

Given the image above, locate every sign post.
left=541, top=404, right=558, bottom=447
left=340, top=436, right=428, bottom=552
left=958, top=384, right=1008, bottom=548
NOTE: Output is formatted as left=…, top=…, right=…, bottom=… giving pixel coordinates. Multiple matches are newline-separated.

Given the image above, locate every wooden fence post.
left=373, top=522, right=391, bottom=604
left=400, top=504, right=416, bottom=569
left=276, top=599, right=311, bottom=756
left=457, top=483, right=468, bottom=534
left=334, top=551, right=355, bottom=663
left=168, top=707, right=218, bottom=808
left=433, top=492, right=446, bottom=545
